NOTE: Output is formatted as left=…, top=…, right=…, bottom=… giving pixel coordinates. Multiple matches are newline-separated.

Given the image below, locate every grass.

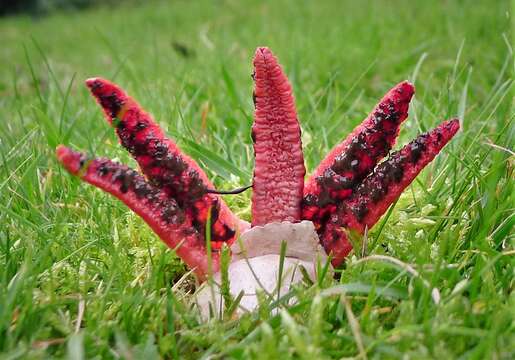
left=0, top=0, right=513, bottom=358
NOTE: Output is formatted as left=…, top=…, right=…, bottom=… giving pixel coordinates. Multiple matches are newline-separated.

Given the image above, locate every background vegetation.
left=0, top=0, right=123, bottom=17
left=0, top=0, right=513, bottom=358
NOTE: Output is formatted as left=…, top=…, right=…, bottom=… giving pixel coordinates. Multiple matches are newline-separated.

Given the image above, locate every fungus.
left=56, top=47, right=459, bottom=318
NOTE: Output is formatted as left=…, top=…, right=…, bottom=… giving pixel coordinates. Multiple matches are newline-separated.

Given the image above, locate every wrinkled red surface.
left=85, top=78, right=240, bottom=248
left=319, top=119, right=460, bottom=266
left=56, top=145, right=217, bottom=277
left=251, top=47, right=305, bottom=226
left=303, top=81, right=414, bottom=231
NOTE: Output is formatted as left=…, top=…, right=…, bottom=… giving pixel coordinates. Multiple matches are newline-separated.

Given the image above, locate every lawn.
left=0, top=0, right=513, bottom=358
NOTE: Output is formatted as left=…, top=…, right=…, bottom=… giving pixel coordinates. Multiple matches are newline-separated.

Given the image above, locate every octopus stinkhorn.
left=56, top=47, right=459, bottom=316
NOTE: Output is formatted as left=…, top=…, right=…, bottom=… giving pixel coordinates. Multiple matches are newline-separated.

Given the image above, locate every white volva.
left=196, top=221, right=331, bottom=319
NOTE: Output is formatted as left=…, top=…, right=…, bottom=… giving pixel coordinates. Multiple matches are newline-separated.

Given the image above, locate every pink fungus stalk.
left=251, top=47, right=305, bottom=226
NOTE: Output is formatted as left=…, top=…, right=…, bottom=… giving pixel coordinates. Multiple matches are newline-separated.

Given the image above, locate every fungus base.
left=195, top=221, right=331, bottom=318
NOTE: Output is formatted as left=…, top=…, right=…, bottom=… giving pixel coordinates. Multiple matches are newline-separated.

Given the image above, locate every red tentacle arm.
left=251, top=47, right=306, bottom=226
left=303, top=81, right=414, bottom=230
left=56, top=145, right=217, bottom=278
left=84, top=78, right=243, bottom=248
left=319, top=119, right=460, bottom=266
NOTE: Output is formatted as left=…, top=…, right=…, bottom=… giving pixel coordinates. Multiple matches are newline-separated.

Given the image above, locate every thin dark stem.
left=206, top=185, right=253, bottom=195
